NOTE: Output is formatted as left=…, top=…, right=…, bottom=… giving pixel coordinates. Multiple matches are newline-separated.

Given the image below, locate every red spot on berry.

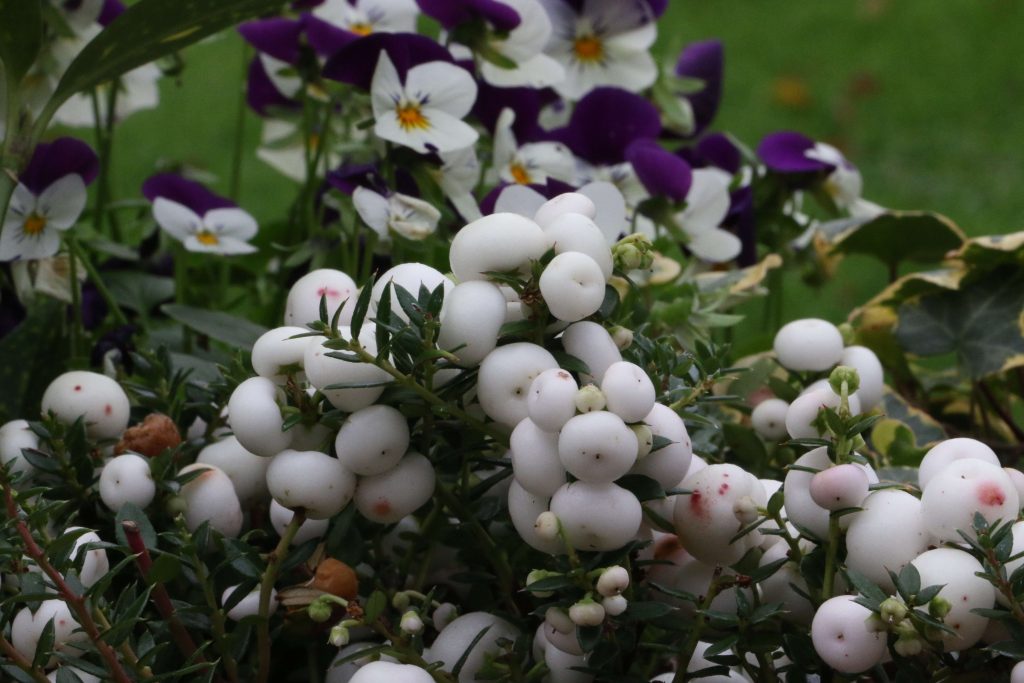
left=317, top=287, right=341, bottom=298
left=373, top=500, right=392, bottom=517
left=74, top=385, right=82, bottom=391
left=689, top=491, right=706, bottom=518
left=718, top=483, right=730, bottom=495
left=977, top=483, right=1006, bottom=506
left=104, top=404, right=112, bottom=416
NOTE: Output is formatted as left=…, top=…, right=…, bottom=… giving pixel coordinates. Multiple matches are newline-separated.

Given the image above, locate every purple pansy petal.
left=97, top=0, right=124, bottom=25
left=322, top=33, right=452, bottom=89
left=757, top=131, right=833, bottom=174
left=625, top=139, right=692, bottom=202
left=695, top=132, right=742, bottom=175
left=548, top=87, right=661, bottom=166
left=246, top=58, right=300, bottom=116
left=142, top=174, right=235, bottom=215
left=302, top=14, right=360, bottom=58
left=416, top=0, right=521, bottom=32
left=238, top=17, right=305, bottom=64
left=326, top=163, right=388, bottom=195
left=727, top=186, right=757, bottom=267
left=676, top=39, right=723, bottom=137
left=643, top=0, right=668, bottom=17
left=20, top=138, right=99, bottom=195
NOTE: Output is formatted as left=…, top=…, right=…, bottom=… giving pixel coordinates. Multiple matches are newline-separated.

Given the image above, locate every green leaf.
left=0, top=298, right=64, bottom=423
left=615, top=474, right=665, bottom=502
left=45, top=0, right=285, bottom=115
left=895, top=266, right=1024, bottom=379
left=452, top=626, right=492, bottom=678
left=522, top=575, right=575, bottom=593
left=363, top=590, right=387, bottom=623
left=349, top=276, right=374, bottom=341
left=32, top=617, right=55, bottom=669
left=147, top=554, right=182, bottom=585
left=162, top=303, right=268, bottom=350
left=624, top=601, right=674, bottom=620
left=895, top=563, right=921, bottom=602
left=985, top=639, right=1024, bottom=658
left=832, top=211, right=965, bottom=269
left=105, top=272, right=175, bottom=313
left=879, top=388, right=945, bottom=446
left=0, top=0, right=43, bottom=86
left=844, top=567, right=888, bottom=608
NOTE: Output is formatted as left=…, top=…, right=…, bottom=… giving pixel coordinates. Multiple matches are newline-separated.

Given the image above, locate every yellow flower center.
left=510, top=163, right=532, bottom=185
left=396, top=103, right=430, bottom=132
left=349, top=22, right=373, bottom=36
left=196, top=231, right=220, bottom=246
left=23, top=213, right=47, bottom=236
left=573, top=35, right=603, bottom=63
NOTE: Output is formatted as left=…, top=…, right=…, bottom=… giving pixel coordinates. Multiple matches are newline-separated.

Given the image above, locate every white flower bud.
left=602, top=594, right=628, bottom=616
left=400, top=611, right=424, bottom=635
left=574, top=384, right=606, bottom=413
left=535, top=511, right=560, bottom=540
left=329, top=624, right=350, bottom=648
left=596, top=566, right=630, bottom=597
left=569, top=599, right=605, bottom=627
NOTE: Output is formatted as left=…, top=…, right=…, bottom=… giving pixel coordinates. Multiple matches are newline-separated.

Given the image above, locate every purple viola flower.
left=302, top=13, right=361, bottom=57
left=308, top=0, right=419, bottom=49
left=694, top=132, right=742, bottom=175
left=142, top=175, right=258, bottom=255
left=322, top=32, right=453, bottom=89
left=1, top=138, right=98, bottom=262
left=326, top=163, right=388, bottom=195
left=239, top=17, right=306, bottom=64
left=757, top=131, right=834, bottom=174
left=473, top=81, right=557, bottom=143
left=416, top=0, right=521, bottom=32
left=247, top=58, right=302, bottom=116
left=548, top=87, right=661, bottom=166
left=97, top=0, right=124, bottom=25
left=676, top=39, right=724, bottom=137
left=625, top=139, right=692, bottom=202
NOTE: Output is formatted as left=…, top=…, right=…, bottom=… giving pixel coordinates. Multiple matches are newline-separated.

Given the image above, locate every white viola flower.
left=540, top=0, right=657, bottom=100
left=370, top=53, right=479, bottom=154
left=489, top=108, right=575, bottom=187
left=152, top=201, right=259, bottom=255
left=805, top=142, right=885, bottom=219
left=0, top=176, right=88, bottom=262
left=478, top=0, right=565, bottom=89
left=313, top=0, right=419, bottom=35
left=353, top=186, right=441, bottom=242
left=675, top=168, right=741, bottom=263
left=431, top=146, right=483, bottom=222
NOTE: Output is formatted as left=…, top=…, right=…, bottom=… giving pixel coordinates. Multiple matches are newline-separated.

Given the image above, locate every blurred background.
left=96, top=0, right=1024, bottom=337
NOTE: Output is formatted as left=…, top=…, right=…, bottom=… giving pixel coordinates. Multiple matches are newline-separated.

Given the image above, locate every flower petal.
left=370, top=51, right=404, bottom=118
left=680, top=169, right=731, bottom=234
left=676, top=39, right=723, bottom=137
left=353, top=187, right=392, bottom=239
left=0, top=221, right=61, bottom=261
left=20, top=138, right=99, bottom=194
left=578, top=180, right=628, bottom=243
left=494, top=184, right=546, bottom=217
left=549, top=87, right=660, bottom=165
left=405, top=61, right=477, bottom=119
left=323, top=33, right=453, bottom=90
left=237, top=17, right=304, bottom=64
left=8, top=183, right=35, bottom=218
left=625, top=139, right=692, bottom=201
left=689, top=228, right=741, bottom=263
left=481, top=52, right=565, bottom=89
left=143, top=174, right=235, bottom=215
left=37, top=175, right=88, bottom=229
left=205, top=207, right=258, bottom=241
left=492, top=108, right=518, bottom=172
left=211, top=236, right=259, bottom=255
left=153, top=198, right=203, bottom=242
left=758, top=131, right=832, bottom=174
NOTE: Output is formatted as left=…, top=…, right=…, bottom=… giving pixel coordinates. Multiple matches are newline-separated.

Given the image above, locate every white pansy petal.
left=493, top=108, right=518, bottom=171
left=353, top=187, right=391, bottom=239
left=539, top=0, right=576, bottom=36
left=497, top=0, right=554, bottom=59
left=153, top=197, right=203, bottom=242
left=260, top=54, right=303, bottom=99
left=553, top=62, right=603, bottom=100
left=183, top=235, right=224, bottom=254
left=681, top=169, right=731, bottom=234
left=391, top=193, right=442, bottom=224
left=54, top=93, right=97, bottom=128
left=578, top=181, right=628, bottom=243
left=37, top=175, right=88, bottom=230
left=405, top=62, right=477, bottom=118
left=0, top=223, right=62, bottom=261
left=520, top=142, right=575, bottom=182
left=374, top=115, right=419, bottom=151
left=449, top=192, right=483, bottom=222
left=370, top=52, right=404, bottom=117
left=600, top=44, right=658, bottom=93
left=495, top=184, right=546, bottom=218
left=214, top=236, right=259, bottom=255
left=585, top=0, right=652, bottom=38
left=439, top=146, right=481, bottom=194
left=604, top=22, right=657, bottom=52
left=0, top=220, right=24, bottom=261
left=689, top=229, right=742, bottom=263
left=8, top=183, right=36, bottom=219
left=365, top=0, right=419, bottom=31
left=205, top=207, right=258, bottom=241
left=415, top=108, right=479, bottom=153
left=482, top=53, right=565, bottom=89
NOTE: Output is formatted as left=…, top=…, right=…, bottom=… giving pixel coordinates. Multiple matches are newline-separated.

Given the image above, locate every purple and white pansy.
left=490, top=108, right=574, bottom=187
left=370, top=51, right=478, bottom=154
left=143, top=175, right=259, bottom=255
left=539, top=0, right=658, bottom=100
left=472, top=0, right=565, bottom=89
left=311, top=0, right=419, bottom=37
left=0, top=138, right=98, bottom=262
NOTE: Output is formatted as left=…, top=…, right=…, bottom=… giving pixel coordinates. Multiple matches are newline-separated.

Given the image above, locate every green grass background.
left=96, top=0, right=1024, bottom=336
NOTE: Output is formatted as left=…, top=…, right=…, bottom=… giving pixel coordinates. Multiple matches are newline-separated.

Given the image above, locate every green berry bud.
left=391, top=592, right=411, bottom=611
left=828, top=365, right=860, bottom=395
left=328, top=624, right=349, bottom=647
left=308, top=599, right=332, bottom=623
left=879, top=597, right=908, bottom=624
left=929, top=595, right=952, bottom=619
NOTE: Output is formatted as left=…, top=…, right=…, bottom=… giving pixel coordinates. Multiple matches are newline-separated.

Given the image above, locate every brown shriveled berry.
left=116, top=413, right=181, bottom=457
left=311, top=558, right=358, bottom=600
